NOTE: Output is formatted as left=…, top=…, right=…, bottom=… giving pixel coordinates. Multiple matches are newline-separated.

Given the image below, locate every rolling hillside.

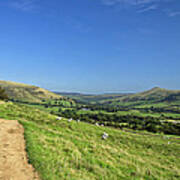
left=0, top=101, right=179, bottom=179
left=55, top=87, right=180, bottom=107
left=119, top=87, right=180, bottom=102
left=0, top=80, right=62, bottom=103
left=99, top=87, right=180, bottom=106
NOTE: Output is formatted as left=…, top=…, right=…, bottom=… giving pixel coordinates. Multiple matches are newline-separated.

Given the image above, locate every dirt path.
left=0, top=119, right=39, bottom=180
left=0, top=101, right=5, bottom=105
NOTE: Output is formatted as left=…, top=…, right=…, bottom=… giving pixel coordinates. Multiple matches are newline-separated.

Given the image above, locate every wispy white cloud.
left=101, top=0, right=160, bottom=6
left=101, top=0, right=175, bottom=6
left=8, top=0, right=37, bottom=12
left=137, top=4, right=158, bottom=13
left=101, top=0, right=117, bottom=6
left=168, top=11, right=180, bottom=17
left=101, top=0, right=179, bottom=16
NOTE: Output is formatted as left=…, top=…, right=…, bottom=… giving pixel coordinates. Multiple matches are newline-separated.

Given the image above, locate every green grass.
left=135, top=103, right=170, bottom=108
left=0, top=102, right=180, bottom=180
left=21, top=103, right=60, bottom=113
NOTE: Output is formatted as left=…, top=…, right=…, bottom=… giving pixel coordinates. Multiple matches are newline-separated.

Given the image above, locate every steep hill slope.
left=0, top=80, right=62, bottom=103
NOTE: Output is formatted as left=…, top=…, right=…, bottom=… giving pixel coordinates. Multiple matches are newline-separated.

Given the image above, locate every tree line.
left=52, top=108, right=180, bottom=135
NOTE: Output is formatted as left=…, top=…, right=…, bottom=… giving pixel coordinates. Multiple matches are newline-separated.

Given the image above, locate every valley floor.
left=0, top=119, right=39, bottom=180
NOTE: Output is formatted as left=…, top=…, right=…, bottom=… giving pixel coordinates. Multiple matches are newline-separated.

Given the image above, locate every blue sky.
left=0, top=0, right=180, bottom=93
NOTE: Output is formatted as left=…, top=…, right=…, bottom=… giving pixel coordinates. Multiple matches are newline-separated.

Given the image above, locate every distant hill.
left=1, top=80, right=180, bottom=106
left=118, top=87, right=180, bottom=102
left=55, top=92, right=132, bottom=104
left=56, top=87, right=180, bottom=106
left=102, top=87, right=180, bottom=106
left=55, top=92, right=84, bottom=96
left=0, top=80, right=62, bottom=103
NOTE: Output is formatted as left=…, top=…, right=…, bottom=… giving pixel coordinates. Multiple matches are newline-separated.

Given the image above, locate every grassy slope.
left=0, top=102, right=179, bottom=180
left=0, top=80, right=61, bottom=102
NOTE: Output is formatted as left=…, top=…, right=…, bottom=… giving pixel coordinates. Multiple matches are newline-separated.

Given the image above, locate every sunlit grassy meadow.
left=0, top=102, right=180, bottom=180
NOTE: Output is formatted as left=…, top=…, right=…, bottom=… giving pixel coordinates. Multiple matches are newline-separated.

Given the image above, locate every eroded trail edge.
left=0, top=119, right=39, bottom=180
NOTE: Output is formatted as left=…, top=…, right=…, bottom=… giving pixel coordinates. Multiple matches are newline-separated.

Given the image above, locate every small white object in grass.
left=168, top=141, right=171, bottom=145
left=101, top=124, right=104, bottom=126
left=68, top=118, right=73, bottom=122
left=56, top=117, right=62, bottom=120
left=95, top=123, right=99, bottom=126
left=163, top=136, right=170, bottom=139
left=77, top=119, right=80, bottom=122
left=102, top=132, right=109, bottom=140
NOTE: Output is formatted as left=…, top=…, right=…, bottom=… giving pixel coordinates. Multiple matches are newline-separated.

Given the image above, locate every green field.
left=0, top=102, right=180, bottom=180
left=16, top=99, right=180, bottom=135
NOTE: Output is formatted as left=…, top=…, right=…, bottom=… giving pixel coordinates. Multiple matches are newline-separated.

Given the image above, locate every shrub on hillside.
left=0, top=86, right=8, bottom=100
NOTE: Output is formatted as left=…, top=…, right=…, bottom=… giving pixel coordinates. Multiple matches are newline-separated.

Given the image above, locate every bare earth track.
left=0, top=119, right=39, bottom=180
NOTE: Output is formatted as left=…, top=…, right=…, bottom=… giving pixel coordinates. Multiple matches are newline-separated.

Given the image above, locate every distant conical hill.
left=122, top=87, right=180, bottom=102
